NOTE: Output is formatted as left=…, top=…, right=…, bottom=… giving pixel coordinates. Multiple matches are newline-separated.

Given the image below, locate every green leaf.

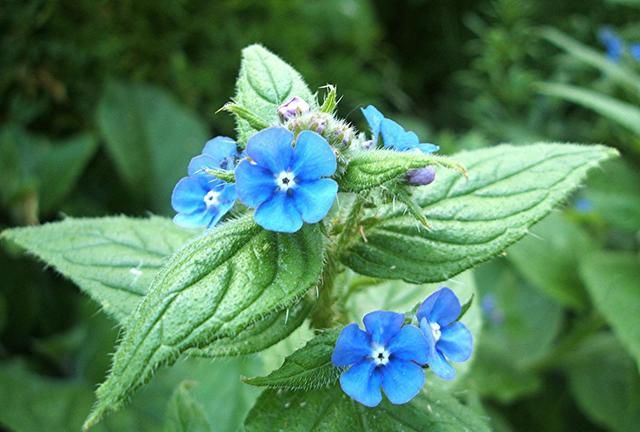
left=244, top=384, right=490, bottom=432
left=164, top=381, right=211, bottom=432
left=580, top=252, right=640, bottom=368
left=585, top=159, right=640, bottom=231
left=541, top=28, right=640, bottom=94
left=83, top=217, right=325, bottom=430
left=538, top=83, right=640, bottom=145
left=341, top=143, right=617, bottom=283
left=245, top=329, right=340, bottom=390
left=0, top=126, right=97, bottom=214
left=96, top=81, right=208, bottom=213
left=1, top=217, right=311, bottom=359
left=468, top=260, right=563, bottom=402
left=1, top=216, right=193, bottom=323
left=338, top=150, right=466, bottom=193
left=564, top=333, right=640, bottom=432
left=233, top=44, right=315, bottom=143
left=508, top=213, right=593, bottom=309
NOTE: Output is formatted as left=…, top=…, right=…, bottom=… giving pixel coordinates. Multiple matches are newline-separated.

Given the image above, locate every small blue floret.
left=171, top=136, right=239, bottom=229
left=235, top=127, right=338, bottom=233
left=361, top=105, right=439, bottom=154
left=332, top=310, right=429, bottom=407
left=599, top=28, right=623, bottom=62
left=416, top=287, right=473, bottom=380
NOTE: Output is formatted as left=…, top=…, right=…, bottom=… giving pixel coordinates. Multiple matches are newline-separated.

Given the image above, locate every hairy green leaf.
left=1, top=217, right=311, bottom=359
left=1, top=216, right=192, bottom=322
left=339, top=150, right=465, bottom=193
left=97, top=81, right=208, bottom=212
left=83, top=217, right=324, bottom=429
left=164, top=381, right=211, bottom=432
left=508, top=213, right=592, bottom=309
left=245, top=329, right=340, bottom=390
left=234, top=44, right=315, bottom=143
left=580, top=252, right=640, bottom=368
left=341, top=143, right=617, bottom=283
left=244, top=384, right=490, bottom=432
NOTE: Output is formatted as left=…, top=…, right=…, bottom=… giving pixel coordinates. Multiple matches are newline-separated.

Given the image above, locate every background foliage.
left=1, top=0, right=639, bottom=431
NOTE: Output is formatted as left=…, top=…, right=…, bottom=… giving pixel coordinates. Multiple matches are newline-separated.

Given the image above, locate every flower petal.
left=291, top=130, right=337, bottom=180
left=379, top=118, right=419, bottom=151
left=427, top=350, right=456, bottom=381
left=415, top=143, right=440, bottom=154
left=254, top=192, right=303, bottom=233
left=387, top=325, right=429, bottom=365
left=245, top=127, right=294, bottom=174
left=363, top=311, right=404, bottom=346
left=171, top=176, right=207, bottom=214
left=381, top=360, right=425, bottom=405
left=339, top=360, right=382, bottom=408
left=332, top=323, right=371, bottom=367
left=292, top=179, right=338, bottom=224
left=173, top=209, right=212, bottom=229
left=188, top=154, right=217, bottom=176
left=235, top=160, right=277, bottom=208
left=416, top=287, right=461, bottom=327
left=361, top=105, right=384, bottom=137
left=202, top=136, right=238, bottom=170
left=438, top=322, right=473, bottom=362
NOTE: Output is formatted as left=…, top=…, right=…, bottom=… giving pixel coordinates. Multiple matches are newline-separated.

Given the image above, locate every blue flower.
left=332, top=311, right=429, bottom=407
left=631, top=43, right=640, bottom=61
left=416, top=288, right=473, bottom=380
left=171, top=136, right=239, bottom=229
left=361, top=105, right=439, bottom=154
left=599, top=28, right=623, bottom=62
left=235, top=127, right=338, bottom=233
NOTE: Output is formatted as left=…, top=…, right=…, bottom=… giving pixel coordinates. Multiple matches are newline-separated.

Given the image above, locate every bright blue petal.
left=254, top=192, right=303, bottom=233
left=386, top=325, right=429, bottom=365
left=379, top=118, right=419, bottom=151
left=339, top=360, right=383, bottom=408
left=415, top=143, right=440, bottom=154
left=245, top=127, right=294, bottom=174
left=363, top=311, right=404, bottom=346
left=188, top=154, right=217, bottom=176
left=202, top=136, right=238, bottom=170
left=235, top=160, right=277, bottom=208
left=381, top=360, right=425, bottom=405
left=599, top=28, right=623, bottom=62
left=427, top=350, right=456, bottom=380
left=332, top=323, right=372, bottom=367
left=416, top=287, right=461, bottom=327
left=173, top=210, right=212, bottom=229
left=292, top=179, right=338, bottom=224
left=291, top=131, right=337, bottom=180
left=438, top=322, right=473, bottom=362
left=361, top=105, right=384, bottom=137
left=171, top=176, right=207, bottom=214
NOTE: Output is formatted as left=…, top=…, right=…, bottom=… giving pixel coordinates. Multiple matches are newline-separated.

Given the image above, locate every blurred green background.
left=1, top=0, right=639, bottom=431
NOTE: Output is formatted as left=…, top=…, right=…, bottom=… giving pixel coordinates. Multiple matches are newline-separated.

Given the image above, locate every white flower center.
left=371, top=345, right=390, bottom=366
left=430, top=322, right=442, bottom=342
left=203, top=190, right=220, bottom=208
left=276, top=171, right=296, bottom=191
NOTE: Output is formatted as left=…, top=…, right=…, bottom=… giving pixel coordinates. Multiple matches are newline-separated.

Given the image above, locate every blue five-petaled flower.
left=235, top=127, right=338, bottom=233
left=332, top=311, right=429, bottom=407
left=171, top=136, right=239, bottom=228
left=362, top=105, right=439, bottom=154
left=417, top=287, right=473, bottom=380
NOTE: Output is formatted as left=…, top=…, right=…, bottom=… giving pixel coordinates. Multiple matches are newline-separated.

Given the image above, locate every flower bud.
left=277, top=96, right=310, bottom=121
left=406, top=167, right=436, bottom=186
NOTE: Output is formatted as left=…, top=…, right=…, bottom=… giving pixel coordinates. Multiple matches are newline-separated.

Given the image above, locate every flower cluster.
left=599, top=27, right=640, bottom=63
left=172, top=97, right=441, bottom=233
left=332, top=287, right=473, bottom=407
